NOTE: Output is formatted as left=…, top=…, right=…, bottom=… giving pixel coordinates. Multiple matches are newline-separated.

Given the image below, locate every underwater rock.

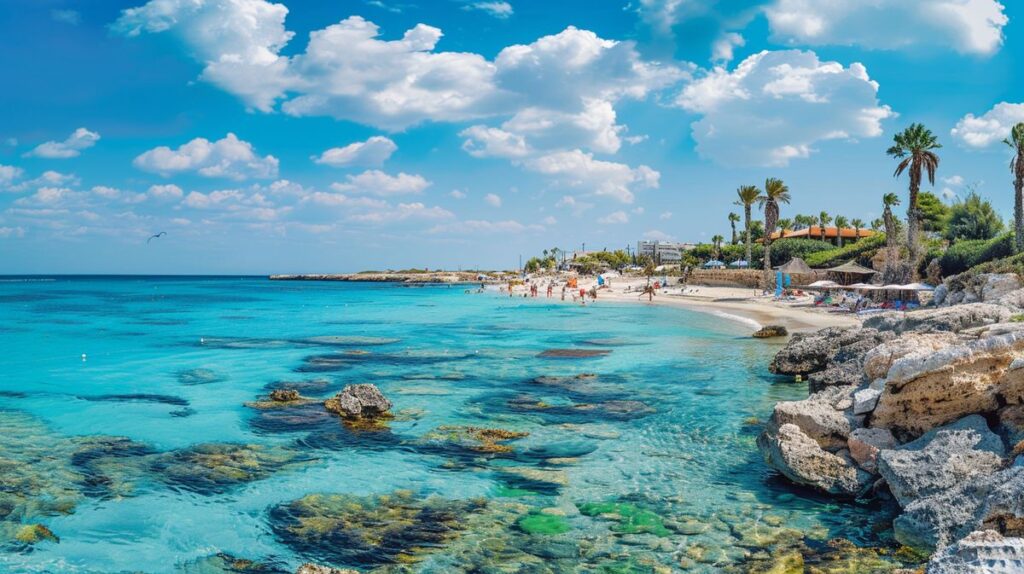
left=13, top=524, right=58, bottom=545
left=298, top=336, right=400, bottom=347
left=418, top=426, right=529, bottom=454
left=177, top=553, right=291, bottom=573
left=497, top=467, right=569, bottom=494
left=578, top=501, right=670, bottom=537
left=270, top=389, right=301, bottom=402
left=270, top=490, right=486, bottom=567
left=152, top=443, right=315, bottom=495
left=177, top=368, right=225, bottom=386
left=79, top=393, right=190, bottom=407
left=265, top=379, right=333, bottom=396
left=752, top=325, right=788, bottom=338
left=70, top=436, right=155, bottom=499
left=295, top=565, right=358, bottom=574
left=537, top=349, right=611, bottom=359
left=877, top=415, right=1005, bottom=507
left=926, top=530, right=1024, bottom=574
left=758, top=423, right=871, bottom=496
left=323, top=384, right=393, bottom=420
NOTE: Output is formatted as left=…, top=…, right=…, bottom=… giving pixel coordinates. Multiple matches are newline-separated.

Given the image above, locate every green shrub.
left=937, top=232, right=1015, bottom=276
left=804, top=234, right=887, bottom=268
left=766, top=238, right=834, bottom=267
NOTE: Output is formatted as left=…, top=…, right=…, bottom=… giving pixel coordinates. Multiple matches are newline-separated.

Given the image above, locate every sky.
left=1, top=0, right=1023, bottom=274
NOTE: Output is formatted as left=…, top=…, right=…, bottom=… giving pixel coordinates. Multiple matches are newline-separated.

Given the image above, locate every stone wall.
left=686, top=269, right=819, bottom=288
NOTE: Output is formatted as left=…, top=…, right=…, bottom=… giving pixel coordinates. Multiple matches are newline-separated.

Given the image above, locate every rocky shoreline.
left=757, top=272, right=1024, bottom=572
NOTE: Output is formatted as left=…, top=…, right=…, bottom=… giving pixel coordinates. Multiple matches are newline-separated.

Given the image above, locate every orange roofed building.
left=767, top=226, right=876, bottom=246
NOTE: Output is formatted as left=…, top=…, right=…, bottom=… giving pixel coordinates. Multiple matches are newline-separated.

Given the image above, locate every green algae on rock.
left=517, top=512, right=572, bottom=535
left=175, top=552, right=290, bottom=573
left=418, top=425, right=529, bottom=454
left=579, top=501, right=671, bottom=537
left=269, top=490, right=487, bottom=567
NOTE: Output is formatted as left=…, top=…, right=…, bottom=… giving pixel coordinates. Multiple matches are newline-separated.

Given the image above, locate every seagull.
left=147, top=231, right=167, bottom=244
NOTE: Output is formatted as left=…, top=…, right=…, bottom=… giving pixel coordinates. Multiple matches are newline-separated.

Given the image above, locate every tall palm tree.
left=777, top=218, right=793, bottom=234
left=851, top=218, right=865, bottom=243
left=888, top=123, right=942, bottom=267
left=735, top=185, right=763, bottom=267
left=1005, top=122, right=1024, bottom=253
left=882, top=192, right=901, bottom=250
left=728, top=212, right=741, bottom=245
left=819, top=211, right=832, bottom=242
left=792, top=215, right=806, bottom=230
left=870, top=218, right=884, bottom=232
left=758, top=178, right=791, bottom=285
left=834, top=215, right=849, bottom=247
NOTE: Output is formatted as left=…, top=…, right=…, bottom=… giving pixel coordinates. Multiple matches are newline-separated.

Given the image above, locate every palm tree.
left=728, top=212, right=741, bottom=245
left=870, top=218, right=884, bottom=232
left=792, top=215, right=806, bottom=230
left=711, top=234, right=724, bottom=260
left=735, top=185, right=763, bottom=268
left=834, top=215, right=849, bottom=247
left=777, top=218, right=793, bottom=234
left=1005, top=123, right=1024, bottom=253
left=882, top=192, right=901, bottom=249
left=888, top=123, right=942, bottom=266
left=851, top=218, right=865, bottom=243
left=819, top=211, right=832, bottom=242
left=758, top=178, right=791, bottom=286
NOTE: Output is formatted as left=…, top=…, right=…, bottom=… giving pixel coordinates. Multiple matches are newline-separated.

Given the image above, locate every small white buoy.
left=200, top=337, right=205, bottom=344
left=81, top=353, right=87, bottom=362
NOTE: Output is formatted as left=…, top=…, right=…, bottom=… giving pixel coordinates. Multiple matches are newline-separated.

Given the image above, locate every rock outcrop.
left=847, top=427, right=895, bottom=473
left=769, top=327, right=892, bottom=376
left=296, top=563, right=359, bottom=574
left=757, top=423, right=870, bottom=496
left=753, top=325, right=788, bottom=338
left=872, top=329, right=1024, bottom=438
left=926, top=530, right=1024, bottom=574
left=877, top=415, right=1005, bottom=507
left=767, top=386, right=861, bottom=450
left=863, top=303, right=1011, bottom=335
left=324, top=384, right=393, bottom=420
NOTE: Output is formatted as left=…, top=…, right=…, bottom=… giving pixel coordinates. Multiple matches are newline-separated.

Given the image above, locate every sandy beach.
left=505, top=276, right=860, bottom=333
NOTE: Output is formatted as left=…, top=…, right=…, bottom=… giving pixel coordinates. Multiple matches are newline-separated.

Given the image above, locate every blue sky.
left=1, top=0, right=1022, bottom=274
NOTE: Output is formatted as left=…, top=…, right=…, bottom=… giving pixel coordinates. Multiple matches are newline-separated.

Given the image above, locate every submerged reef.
left=152, top=443, right=317, bottom=495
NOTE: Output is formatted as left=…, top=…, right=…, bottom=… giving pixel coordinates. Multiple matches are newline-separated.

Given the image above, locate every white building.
left=637, top=241, right=685, bottom=263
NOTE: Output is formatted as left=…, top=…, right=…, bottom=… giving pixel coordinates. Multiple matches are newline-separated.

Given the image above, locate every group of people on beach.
left=501, top=279, right=601, bottom=305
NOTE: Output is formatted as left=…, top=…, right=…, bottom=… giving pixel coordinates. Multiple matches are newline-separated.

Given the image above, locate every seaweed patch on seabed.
left=268, top=490, right=487, bottom=568
left=295, top=350, right=475, bottom=373
left=150, top=443, right=317, bottom=495
left=175, top=552, right=291, bottom=573
left=178, top=367, right=226, bottom=386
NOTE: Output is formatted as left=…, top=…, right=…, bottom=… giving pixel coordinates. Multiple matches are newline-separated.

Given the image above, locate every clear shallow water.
left=0, top=277, right=907, bottom=573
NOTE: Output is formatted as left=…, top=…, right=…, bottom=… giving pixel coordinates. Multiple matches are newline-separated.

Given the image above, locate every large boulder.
left=808, top=360, right=865, bottom=393
left=926, top=530, right=1024, bottom=574
left=770, top=327, right=892, bottom=376
left=877, top=415, right=1006, bottom=507
left=862, top=332, right=959, bottom=381
left=768, top=385, right=862, bottom=450
left=757, top=423, right=871, bottom=496
left=863, top=303, right=1012, bottom=335
left=872, top=329, right=1024, bottom=438
left=324, top=384, right=393, bottom=420
left=895, top=466, right=1024, bottom=551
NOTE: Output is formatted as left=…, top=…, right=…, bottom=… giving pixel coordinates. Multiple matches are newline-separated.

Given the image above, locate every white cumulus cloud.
left=148, top=184, right=184, bottom=199
left=676, top=50, right=894, bottom=167
left=764, top=0, right=1009, bottom=56
left=484, top=193, right=502, bottom=207
left=312, top=136, right=397, bottom=167
left=597, top=210, right=629, bottom=224
left=465, top=1, right=513, bottom=18
left=134, top=133, right=279, bottom=180
left=525, top=150, right=659, bottom=203
left=951, top=102, right=1024, bottom=148
left=25, top=128, right=100, bottom=159
left=329, top=170, right=430, bottom=197
left=460, top=126, right=530, bottom=159
left=0, top=164, right=24, bottom=189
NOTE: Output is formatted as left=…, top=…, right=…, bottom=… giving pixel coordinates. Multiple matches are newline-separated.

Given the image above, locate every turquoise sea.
left=0, top=277, right=910, bottom=573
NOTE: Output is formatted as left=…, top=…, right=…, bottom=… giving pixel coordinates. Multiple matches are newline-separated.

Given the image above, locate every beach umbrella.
left=729, top=259, right=749, bottom=268
left=776, top=257, right=813, bottom=274
left=703, top=260, right=725, bottom=268
left=807, top=280, right=839, bottom=288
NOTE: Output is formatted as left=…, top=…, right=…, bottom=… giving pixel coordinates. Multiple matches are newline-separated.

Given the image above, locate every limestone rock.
left=757, top=423, right=871, bottom=496
left=996, top=288, right=1024, bottom=310
left=753, top=325, right=788, bottom=338
left=926, top=530, right=1024, bottom=574
left=852, top=388, right=881, bottom=415
left=863, top=303, right=1012, bottom=335
left=768, top=385, right=861, bottom=450
left=847, top=427, right=895, bottom=474
left=877, top=415, right=1005, bottom=507
left=296, top=564, right=359, bottom=574
left=982, top=274, right=1024, bottom=302
left=872, top=329, right=1024, bottom=438
left=808, top=360, right=865, bottom=393
left=324, top=384, right=393, bottom=420
left=769, top=327, right=892, bottom=376
left=895, top=466, right=1024, bottom=551
left=270, top=389, right=301, bottom=402
left=862, top=332, right=959, bottom=381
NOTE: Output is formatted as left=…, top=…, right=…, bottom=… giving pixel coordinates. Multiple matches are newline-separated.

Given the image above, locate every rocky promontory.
left=758, top=275, right=1024, bottom=569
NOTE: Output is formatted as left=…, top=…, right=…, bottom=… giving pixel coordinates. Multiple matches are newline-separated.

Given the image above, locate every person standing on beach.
left=547, top=283, right=553, bottom=298
left=561, top=286, right=567, bottom=301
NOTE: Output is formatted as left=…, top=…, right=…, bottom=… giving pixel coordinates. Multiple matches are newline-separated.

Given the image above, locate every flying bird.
left=147, top=231, right=167, bottom=244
